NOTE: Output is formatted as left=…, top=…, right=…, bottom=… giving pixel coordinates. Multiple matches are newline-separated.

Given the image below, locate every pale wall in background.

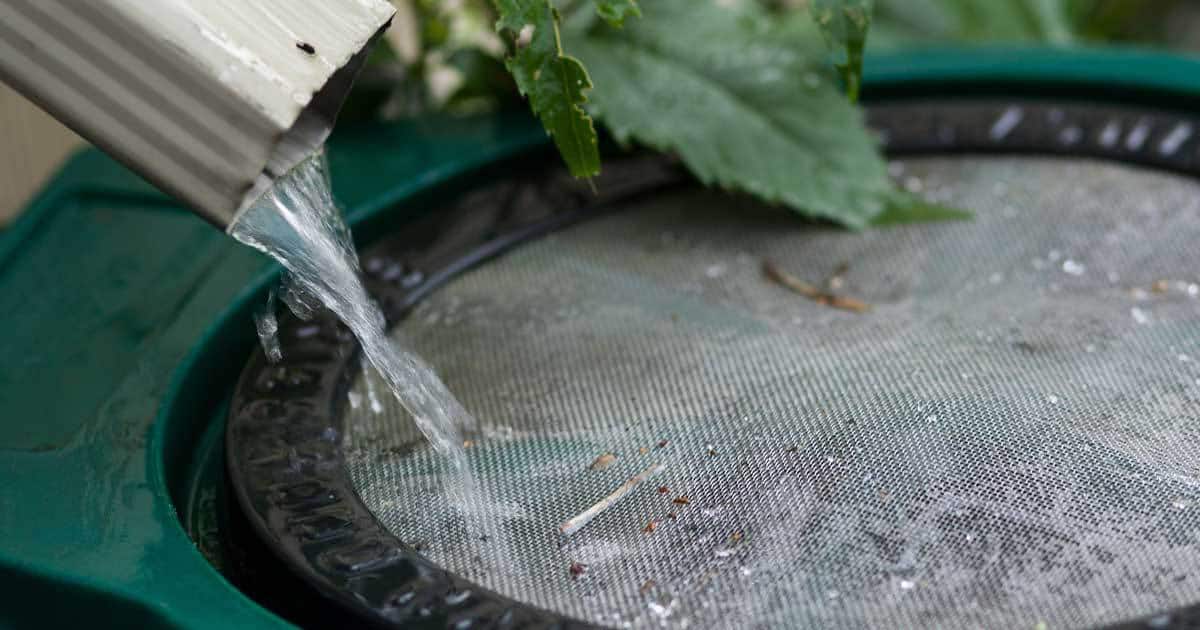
left=0, top=83, right=83, bottom=224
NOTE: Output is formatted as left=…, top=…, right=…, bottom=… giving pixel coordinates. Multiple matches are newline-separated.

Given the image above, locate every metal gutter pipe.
left=0, top=0, right=396, bottom=229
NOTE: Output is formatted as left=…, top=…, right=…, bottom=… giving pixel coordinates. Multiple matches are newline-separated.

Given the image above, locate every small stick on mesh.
left=762, top=260, right=871, bottom=314
left=560, top=463, right=664, bottom=537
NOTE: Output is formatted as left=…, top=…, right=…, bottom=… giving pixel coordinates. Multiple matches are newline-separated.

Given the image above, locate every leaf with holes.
left=493, top=0, right=601, bottom=178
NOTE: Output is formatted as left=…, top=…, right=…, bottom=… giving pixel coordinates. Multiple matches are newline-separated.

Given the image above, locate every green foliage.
left=871, top=194, right=972, bottom=226
left=357, top=0, right=1200, bottom=230
left=374, top=0, right=988, bottom=227
left=564, top=0, right=926, bottom=228
left=810, top=0, right=873, bottom=102
left=592, top=0, right=640, bottom=28
left=493, top=0, right=601, bottom=178
left=870, top=0, right=1075, bottom=47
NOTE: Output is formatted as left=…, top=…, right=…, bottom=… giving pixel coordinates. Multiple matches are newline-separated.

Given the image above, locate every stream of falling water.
left=229, top=150, right=476, bottom=495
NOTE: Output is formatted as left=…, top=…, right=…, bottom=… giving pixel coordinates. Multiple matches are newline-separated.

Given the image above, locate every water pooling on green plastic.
left=229, top=151, right=476, bottom=490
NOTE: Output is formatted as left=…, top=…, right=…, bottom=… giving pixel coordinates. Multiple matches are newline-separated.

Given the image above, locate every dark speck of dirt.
left=569, top=561, right=588, bottom=580
left=296, top=41, right=316, bottom=55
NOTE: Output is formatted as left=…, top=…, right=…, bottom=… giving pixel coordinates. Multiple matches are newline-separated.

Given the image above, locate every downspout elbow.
left=0, top=0, right=396, bottom=229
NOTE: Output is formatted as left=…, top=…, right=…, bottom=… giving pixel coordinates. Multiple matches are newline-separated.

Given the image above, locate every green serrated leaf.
left=810, top=0, right=873, bottom=102
left=593, top=0, right=641, bottom=28
left=871, top=192, right=972, bottom=226
left=565, top=0, right=901, bottom=228
left=493, top=0, right=601, bottom=178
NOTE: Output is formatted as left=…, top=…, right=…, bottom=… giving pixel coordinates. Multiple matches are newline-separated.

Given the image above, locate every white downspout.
left=0, top=0, right=395, bottom=229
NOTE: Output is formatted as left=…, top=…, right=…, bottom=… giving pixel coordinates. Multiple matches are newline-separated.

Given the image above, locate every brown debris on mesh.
left=462, top=439, right=476, bottom=448
left=763, top=259, right=871, bottom=313
left=643, top=521, right=658, bottom=533
left=828, top=262, right=850, bottom=291
left=707, top=446, right=718, bottom=457
left=785, top=446, right=799, bottom=453
left=657, top=486, right=669, bottom=494
left=656, top=439, right=669, bottom=449
left=640, top=579, right=656, bottom=594
left=589, top=452, right=617, bottom=470
left=1152, top=279, right=1171, bottom=293
left=672, top=496, right=690, bottom=505
left=729, top=530, right=744, bottom=544
left=638, top=446, right=650, bottom=455
left=569, top=561, right=588, bottom=580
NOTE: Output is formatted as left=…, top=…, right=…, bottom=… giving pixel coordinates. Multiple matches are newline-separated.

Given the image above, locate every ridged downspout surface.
left=0, top=0, right=395, bottom=228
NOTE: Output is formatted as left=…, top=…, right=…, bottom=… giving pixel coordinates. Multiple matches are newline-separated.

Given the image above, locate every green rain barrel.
left=4, top=48, right=1200, bottom=629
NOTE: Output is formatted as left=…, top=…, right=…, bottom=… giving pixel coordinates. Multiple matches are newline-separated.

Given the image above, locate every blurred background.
left=5, top=0, right=1200, bottom=225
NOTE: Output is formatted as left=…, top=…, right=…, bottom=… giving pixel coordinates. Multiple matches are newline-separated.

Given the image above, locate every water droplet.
left=1048, top=395, right=1060, bottom=405
left=1058, top=126, right=1083, bottom=145
left=1107, top=271, right=1121, bottom=284
left=1099, top=121, right=1121, bottom=148
left=1188, top=284, right=1200, bottom=298
left=989, top=107, right=1023, bottom=141
left=925, top=414, right=937, bottom=423
left=904, top=176, right=923, bottom=193
left=826, top=589, right=840, bottom=600
left=1180, top=354, right=1192, bottom=363
left=1085, top=344, right=1097, bottom=353
left=647, top=600, right=674, bottom=619
left=705, top=264, right=727, bottom=279
left=1062, top=260, right=1086, bottom=276
left=1160, top=123, right=1193, bottom=155
left=899, top=579, right=915, bottom=590
left=1172, top=498, right=1190, bottom=510
left=741, top=567, right=753, bottom=576
left=1126, top=120, right=1152, bottom=150
left=1131, top=307, right=1151, bottom=325
left=988, top=272, right=1004, bottom=285
left=1048, top=249, right=1063, bottom=263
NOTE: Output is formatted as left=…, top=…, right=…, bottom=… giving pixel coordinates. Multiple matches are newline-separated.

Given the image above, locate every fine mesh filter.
left=344, top=156, right=1200, bottom=629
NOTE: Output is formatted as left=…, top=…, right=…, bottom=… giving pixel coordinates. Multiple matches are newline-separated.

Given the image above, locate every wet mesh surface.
left=344, top=157, right=1200, bottom=629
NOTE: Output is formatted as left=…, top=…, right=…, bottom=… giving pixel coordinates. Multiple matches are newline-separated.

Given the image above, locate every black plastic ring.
left=228, top=99, right=1200, bottom=629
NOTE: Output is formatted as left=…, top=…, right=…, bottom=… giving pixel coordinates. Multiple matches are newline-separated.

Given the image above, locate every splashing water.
left=229, top=151, right=476, bottom=482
